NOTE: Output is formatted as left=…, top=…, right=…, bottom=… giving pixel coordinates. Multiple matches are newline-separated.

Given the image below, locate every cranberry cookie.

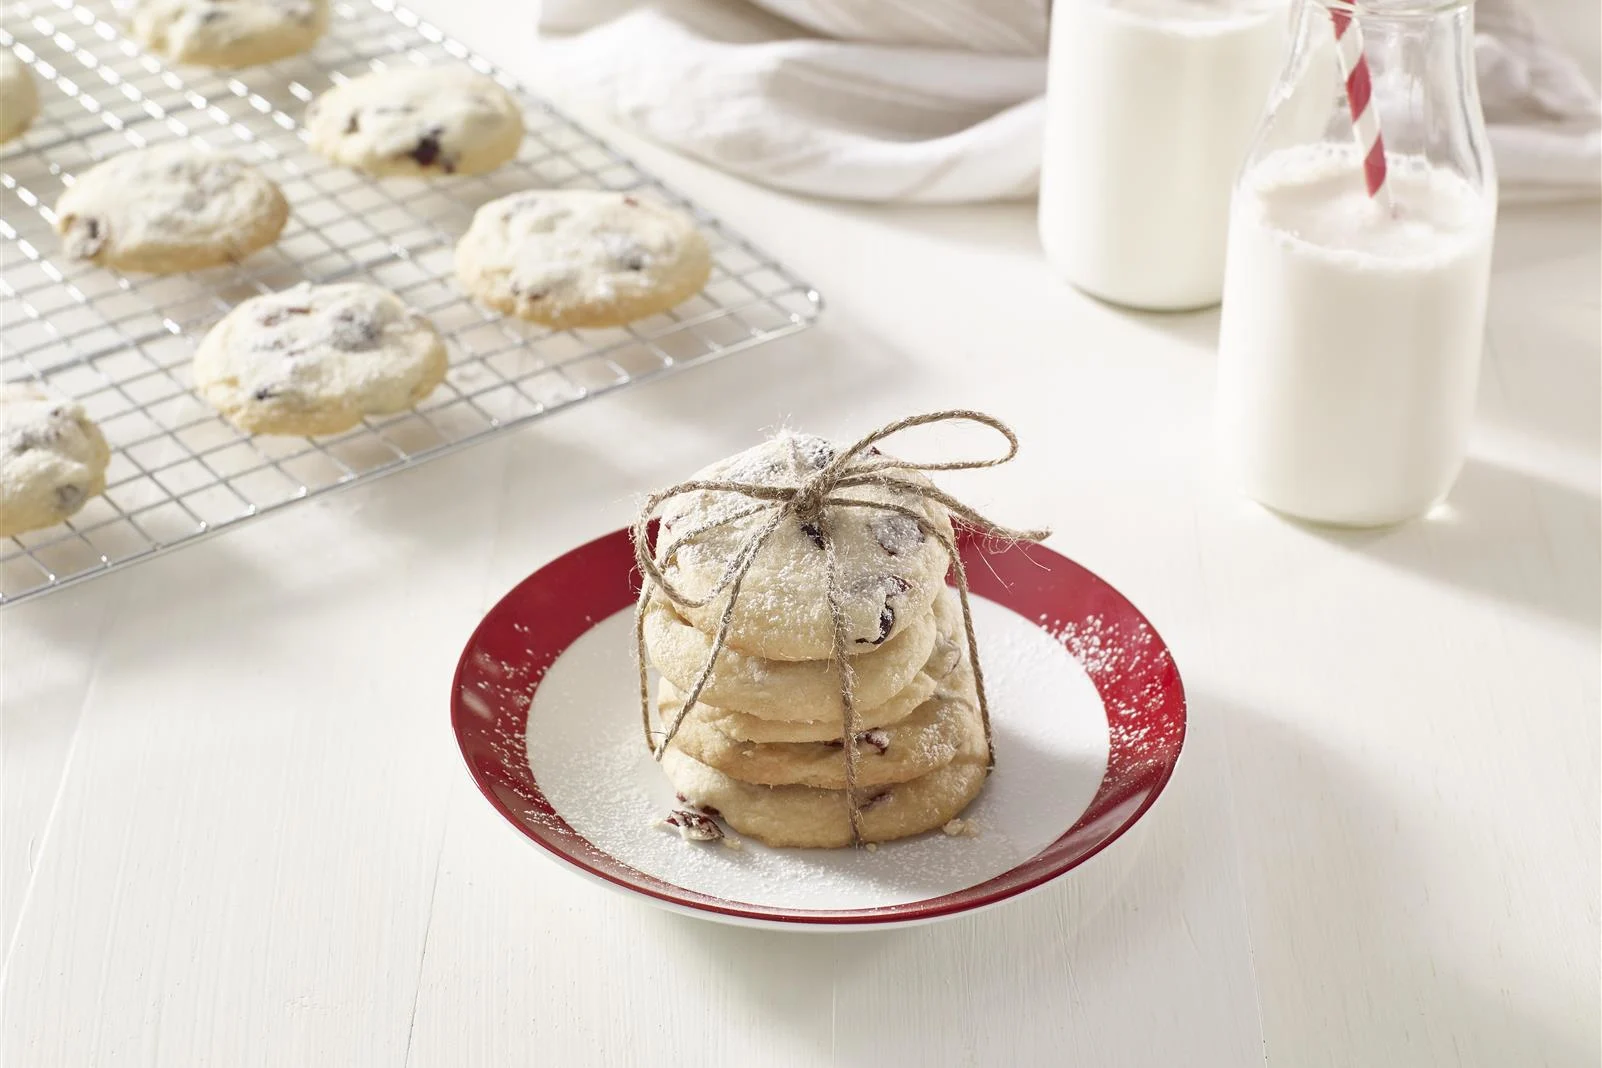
left=0, top=52, right=39, bottom=144
left=54, top=144, right=288, bottom=273
left=193, top=282, right=447, bottom=436
left=644, top=586, right=951, bottom=723
left=1, top=384, right=111, bottom=538
left=662, top=588, right=965, bottom=742
left=652, top=431, right=956, bottom=662
left=305, top=66, right=523, bottom=178
left=660, top=658, right=988, bottom=848
left=454, top=190, right=711, bottom=329
left=122, top=0, right=328, bottom=68
left=665, top=661, right=971, bottom=790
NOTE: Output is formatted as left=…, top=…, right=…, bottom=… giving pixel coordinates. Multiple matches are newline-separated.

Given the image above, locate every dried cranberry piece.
left=859, top=729, right=889, bottom=755
left=54, top=484, right=85, bottom=511
left=663, top=809, right=723, bottom=841
left=671, top=795, right=722, bottom=819
left=827, top=730, right=889, bottom=755
left=327, top=309, right=379, bottom=350
left=855, top=575, right=909, bottom=646
left=408, top=129, right=446, bottom=169
left=860, top=789, right=892, bottom=811
left=68, top=216, right=107, bottom=259
left=858, top=603, right=895, bottom=646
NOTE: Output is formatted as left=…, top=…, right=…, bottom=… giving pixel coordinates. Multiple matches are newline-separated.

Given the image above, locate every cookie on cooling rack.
left=193, top=282, right=448, bottom=437
left=455, top=189, right=712, bottom=329
left=54, top=144, right=289, bottom=273
left=0, top=52, right=39, bottom=144
left=304, top=66, right=523, bottom=178
left=1, top=383, right=111, bottom=539
left=122, top=0, right=329, bottom=69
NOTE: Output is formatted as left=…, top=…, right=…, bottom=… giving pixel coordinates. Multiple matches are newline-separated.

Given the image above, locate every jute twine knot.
left=632, top=410, right=1049, bottom=845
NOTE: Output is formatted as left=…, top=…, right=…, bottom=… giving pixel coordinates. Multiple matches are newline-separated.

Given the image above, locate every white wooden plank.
left=2, top=571, right=132, bottom=968
left=2, top=446, right=510, bottom=1067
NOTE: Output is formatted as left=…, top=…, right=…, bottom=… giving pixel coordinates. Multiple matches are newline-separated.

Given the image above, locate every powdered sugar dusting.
left=1052, top=613, right=1181, bottom=797
left=525, top=597, right=1109, bottom=911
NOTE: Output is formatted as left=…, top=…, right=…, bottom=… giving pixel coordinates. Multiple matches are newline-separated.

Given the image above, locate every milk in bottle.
left=1038, top=0, right=1288, bottom=310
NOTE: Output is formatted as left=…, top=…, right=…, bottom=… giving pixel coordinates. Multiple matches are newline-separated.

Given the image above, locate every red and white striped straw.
left=1329, top=7, right=1391, bottom=204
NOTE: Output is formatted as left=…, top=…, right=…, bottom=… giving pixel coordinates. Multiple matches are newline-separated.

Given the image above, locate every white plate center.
left=527, top=596, right=1109, bottom=911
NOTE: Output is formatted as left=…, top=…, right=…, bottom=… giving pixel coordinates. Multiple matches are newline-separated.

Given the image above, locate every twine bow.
left=632, top=410, right=1050, bottom=845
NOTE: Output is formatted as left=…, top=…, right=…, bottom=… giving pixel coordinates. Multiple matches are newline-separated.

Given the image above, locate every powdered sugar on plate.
left=526, top=596, right=1109, bottom=911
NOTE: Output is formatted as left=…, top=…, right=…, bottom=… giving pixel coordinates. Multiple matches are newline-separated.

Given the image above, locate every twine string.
left=632, top=409, right=1049, bottom=844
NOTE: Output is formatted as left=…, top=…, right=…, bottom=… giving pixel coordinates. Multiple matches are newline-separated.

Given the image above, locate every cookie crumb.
left=721, top=835, right=744, bottom=851
left=657, top=808, right=723, bottom=842
left=942, top=818, right=979, bottom=838
left=864, top=842, right=879, bottom=852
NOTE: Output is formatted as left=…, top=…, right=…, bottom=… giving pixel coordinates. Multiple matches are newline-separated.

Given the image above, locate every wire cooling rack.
left=0, top=0, right=821, bottom=607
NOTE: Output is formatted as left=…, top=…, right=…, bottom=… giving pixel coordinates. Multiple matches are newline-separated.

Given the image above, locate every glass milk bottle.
left=1215, top=0, right=1496, bottom=526
left=1038, top=0, right=1289, bottom=310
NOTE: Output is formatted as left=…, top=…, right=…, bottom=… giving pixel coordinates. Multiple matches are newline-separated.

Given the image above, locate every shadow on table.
left=1290, top=455, right=1600, bottom=634
left=1119, top=304, right=1224, bottom=352
left=644, top=716, right=1212, bottom=1060
left=1207, top=689, right=1598, bottom=1067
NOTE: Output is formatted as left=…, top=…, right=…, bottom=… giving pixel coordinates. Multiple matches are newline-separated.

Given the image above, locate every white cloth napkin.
left=540, top=0, right=1601, bottom=204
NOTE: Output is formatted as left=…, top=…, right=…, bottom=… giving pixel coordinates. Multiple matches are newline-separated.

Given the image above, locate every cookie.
left=455, top=190, right=711, bottom=329
left=0, top=52, right=39, bottom=144
left=1, top=384, right=111, bottom=538
left=664, top=656, right=973, bottom=790
left=669, top=665, right=933, bottom=746
left=653, top=431, right=956, bottom=662
left=647, top=586, right=955, bottom=722
left=122, top=0, right=329, bottom=68
left=193, top=282, right=448, bottom=436
left=54, top=144, right=289, bottom=273
left=305, top=66, right=523, bottom=177
left=671, top=604, right=964, bottom=743
left=661, top=663, right=988, bottom=848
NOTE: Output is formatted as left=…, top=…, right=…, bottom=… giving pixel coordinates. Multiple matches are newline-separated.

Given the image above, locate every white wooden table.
left=4, top=5, right=1599, bottom=1065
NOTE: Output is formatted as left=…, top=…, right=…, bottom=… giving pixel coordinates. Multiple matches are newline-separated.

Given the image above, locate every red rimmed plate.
left=453, top=528, right=1185, bottom=929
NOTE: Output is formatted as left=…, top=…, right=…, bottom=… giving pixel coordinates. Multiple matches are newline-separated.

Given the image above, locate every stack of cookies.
left=645, top=431, right=991, bottom=848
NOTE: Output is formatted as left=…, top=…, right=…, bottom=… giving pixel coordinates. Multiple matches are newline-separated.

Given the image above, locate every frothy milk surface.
left=1248, top=145, right=1489, bottom=257
left=1216, top=144, right=1496, bottom=526
left=1038, top=0, right=1288, bottom=310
